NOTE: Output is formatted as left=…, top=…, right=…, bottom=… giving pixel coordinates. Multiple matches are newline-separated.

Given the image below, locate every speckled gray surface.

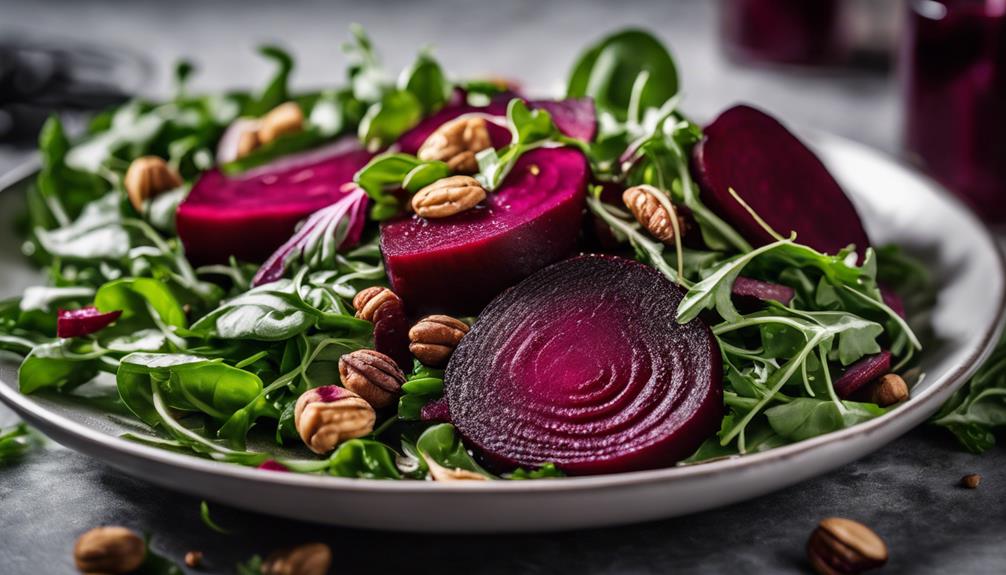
left=0, top=1, right=1004, bottom=573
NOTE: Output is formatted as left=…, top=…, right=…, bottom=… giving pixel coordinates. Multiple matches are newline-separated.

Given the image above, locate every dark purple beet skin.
left=693, top=104, right=870, bottom=256
left=177, top=138, right=373, bottom=265
left=57, top=306, right=122, bottom=338
left=372, top=299, right=412, bottom=371
left=732, top=276, right=795, bottom=306
left=833, top=350, right=891, bottom=399
left=381, top=148, right=589, bottom=315
left=444, top=254, right=724, bottom=475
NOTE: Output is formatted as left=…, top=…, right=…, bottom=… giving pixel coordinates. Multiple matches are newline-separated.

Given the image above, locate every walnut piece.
left=338, top=349, right=406, bottom=408
left=261, top=543, right=332, bottom=575
left=622, top=184, right=686, bottom=244
left=73, top=526, right=146, bottom=574
left=352, top=286, right=402, bottom=322
left=409, top=315, right=469, bottom=367
left=294, top=386, right=375, bottom=454
left=411, top=175, right=487, bottom=218
left=863, top=373, right=909, bottom=407
left=258, top=101, right=305, bottom=145
left=417, top=116, right=492, bottom=174
left=124, top=156, right=182, bottom=213
left=807, top=517, right=888, bottom=575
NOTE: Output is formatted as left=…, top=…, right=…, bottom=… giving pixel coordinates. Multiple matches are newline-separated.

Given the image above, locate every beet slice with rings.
left=833, top=350, right=892, bottom=399
left=177, top=138, right=373, bottom=265
left=444, top=254, right=724, bottom=475
left=693, top=104, right=870, bottom=256
left=381, top=147, right=589, bottom=316
left=57, top=306, right=122, bottom=338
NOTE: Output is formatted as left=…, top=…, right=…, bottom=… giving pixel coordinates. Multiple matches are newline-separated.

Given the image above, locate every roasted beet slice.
left=833, top=351, right=892, bottom=398
left=57, top=306, right=122, bottom=338
left=693, top=105, right=870, bottom=255
left=529, top=98, right=597, bottom=142
left=372, top=299, right=412, bottom=371
left=732, top=276, right=795, bottom=306
left=381, top=147, right=588, bottom=315
left=420, top=398, right=451, bottom=423
left=444, top=254, right=723, bottom=475
left=177, top=138, right=373, bottom=264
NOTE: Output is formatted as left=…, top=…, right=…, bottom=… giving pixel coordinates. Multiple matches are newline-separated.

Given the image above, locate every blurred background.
left=4, top=0, right=1003, bottom=223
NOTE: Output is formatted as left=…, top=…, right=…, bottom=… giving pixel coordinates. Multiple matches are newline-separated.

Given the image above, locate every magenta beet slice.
left=732, top=276, right=795, bottom=306
left=444, top=254, right=723, bottom=475
left=420, top=398, right=451, bottom=423
left=381, top=147, right=588, bottom=315
left=372, top=299, right=412, bottom=371
left=833, top=350, right=891, bottom=399
left=177, top=138, right=373, bottom=264
left=693, top=104, right=870, bottom=255
left=257, top=460, right=289, bottom=472
left=57, top=306, right=122, bottom=338
left=880, top=286, right=906, bottom=319
left=529, top=98, right=597, bottom=142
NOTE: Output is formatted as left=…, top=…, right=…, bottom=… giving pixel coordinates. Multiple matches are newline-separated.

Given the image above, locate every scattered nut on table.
left=184, top=550, right=203, bottom=568
left=807, top=517, right=888, bottom=575
left=961, top=473, right=982, bottom=489
left=73, top=526, right=146, bottom=574
left=261, top=542, right=332, bottom=575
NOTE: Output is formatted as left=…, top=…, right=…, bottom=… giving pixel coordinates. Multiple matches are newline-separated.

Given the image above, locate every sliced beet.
left=693, top=104, right=870, bottom=255
left=420, top=397, right=451, bottom=423
left=880, top=286, right=906, bottom=319
left=529, top=98, right=597, bottom=142
left=177, top=138, right=373, bottom=264
left=372, top=299, right=412, bottom=371
left=732, top=276, right=795, bottom=306
left=444, top=254, right=723, bottom=475
left=380, top=147, right=589, bottom=315
left=57, top=306, right=122, bottom=338
left=833, top=350, right=891, bottom=399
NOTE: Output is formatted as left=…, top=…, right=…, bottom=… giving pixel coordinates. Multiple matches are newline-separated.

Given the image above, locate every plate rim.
left=1, top=132, right=1004, bottom=496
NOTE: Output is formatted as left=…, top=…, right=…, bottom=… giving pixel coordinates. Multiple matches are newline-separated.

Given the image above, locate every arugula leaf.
left=933, top=336, right=1006, bottom=453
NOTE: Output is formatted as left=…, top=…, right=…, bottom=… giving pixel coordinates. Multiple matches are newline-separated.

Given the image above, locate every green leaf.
left=0, top=424, right=43, bottom=464
left=506, top=463, right=565, bottom=480
left=398, top=362, right=444, bottom=421
left=765, top=398, right=885, bottom=442
left=933, top=336, right=1006, bottom=453
left=199, top=500, right=233, bottom=534
left=358, top=90, right=423, bottom=149
left=567, top=29, right=678, bottom=120
left=19, top=340, right=104, bottom=394
left=327, top=439, right=402, bottom=479
left=95, top=277, right=188, bottom=329
left=415, top=423, right=493, bottom=479
left=35, top=116, right=109, bottom=225
left=246, top=45, right=294, bottom=117
left=189, top=281, right=315, bottom=341
left=220, top=129, right=325, bottom=175
left=398, top=50, right=451, bottom=114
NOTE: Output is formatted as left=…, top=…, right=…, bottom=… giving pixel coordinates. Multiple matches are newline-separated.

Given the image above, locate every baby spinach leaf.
left=327, top=439, right=402, bottom=479
left=567, top=29, right=678, bottom=121
left=95, top=277, right=187, bottom=329
left=189, top=281, right=314, bottom=341
left=415, top=423, right=493, bottom=479
left=35, top=116, right=109, bottom=226
left=19, top=340, right=105, bottom=394
left=398, top=50, right=451, bottom=114
left=765, top=398, right=885, bottom=442
left=398, top=362, right=444, bottom=421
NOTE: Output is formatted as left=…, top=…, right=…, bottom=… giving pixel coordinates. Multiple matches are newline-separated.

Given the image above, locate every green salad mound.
left=0, top=27, right=940, bottom=480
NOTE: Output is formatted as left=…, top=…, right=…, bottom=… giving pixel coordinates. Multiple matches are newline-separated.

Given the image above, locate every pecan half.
left=807, top=517, right=888, bottom=575
left=352, top=286, right=402, bottom=322
left=124, top=156, right=182, bottom=213
left=411, top=176, right=486, bottom=218
left=262, top=543, right=332, bottom=575
left=294, top=386, right=375, bottom=454
left=417, top=116, right=492, bottom=174
left=73, top=526, right=146, bottom=574
left=338, top=349, right=406, bottom=408
left=258, top=101, right=305, bottom=145
left=622, top=185, right=686, bottom=244
left=409, top=315, right=469, bottom=367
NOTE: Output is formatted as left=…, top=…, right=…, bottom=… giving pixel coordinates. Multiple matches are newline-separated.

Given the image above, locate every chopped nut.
left=258, top=101, right=305, bottom=145
left=352, top=286, right=402, bottom=322
left=235, top=128, right=261, bottom=160
left=124, top=156, right=183, bottom=213
left=622, top=184, right=686, bottom=244
left=424, top=456, right=489, bottom=482
left=184, top=550, right=203, bottom=568
left=411, top=175, right=487, bottom=218
left=338, top=349, right=406, bottom=408
left=73, top=526, right=146, bottom=574
left=294, top=386, right=375, bottom=454
left=417, top=116, right=492, bottom=174
left=261, top=543, right=332, bottom=575
left=807, top=517, right=888, bottom=575
left=961, top=473, right=982, bottom=489
left=863, top=373, right=910, bottom=407
left=409, top=315, right=469, bottom=367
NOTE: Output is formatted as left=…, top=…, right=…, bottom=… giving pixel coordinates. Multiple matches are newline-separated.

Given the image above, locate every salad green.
left=0, top=27, right=941, bottom=480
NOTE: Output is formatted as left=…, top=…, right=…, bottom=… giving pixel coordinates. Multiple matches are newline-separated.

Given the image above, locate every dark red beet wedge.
left=57, top=306, right=122, bottom=338
left=693, top=104, right=870, bottom=256
left=833, top=351, right=891, bottom=399
left=444, top=254, right=723, bottom=475
left=177, top=138, right=373, bottom=264
left=732, top=276, right=795, bottom=306
left=381, top=147, right=588, bottom=315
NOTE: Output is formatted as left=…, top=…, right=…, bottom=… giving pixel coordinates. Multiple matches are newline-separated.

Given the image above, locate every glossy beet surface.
left=381, top=148, right=589, bottom=315
left=693, top=104, right=870, bottom=255
left=177, top=138, right=373, bottom=264
left=834, top=350, right=891, bottom=398
left=444, top=255, right=723, bottom=475
left=732, top=276, right=795, bottom=306
left=57, top=307, right=122, bottom=338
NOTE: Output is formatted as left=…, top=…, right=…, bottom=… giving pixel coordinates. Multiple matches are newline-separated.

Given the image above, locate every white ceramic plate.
left=1, top=133, right=1003, bottom=532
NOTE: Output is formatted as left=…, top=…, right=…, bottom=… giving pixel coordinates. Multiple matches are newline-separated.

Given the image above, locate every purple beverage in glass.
left=903, top=0, right=1006, bottom=222
left=720, top=0, right=845, bottom=65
